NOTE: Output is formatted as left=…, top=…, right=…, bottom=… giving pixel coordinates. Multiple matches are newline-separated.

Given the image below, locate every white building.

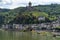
left=38, top=16, right=45, bottom=21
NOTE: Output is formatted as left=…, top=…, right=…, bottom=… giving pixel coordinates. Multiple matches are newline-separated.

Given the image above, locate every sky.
left=0, top=0, right=60, bottom=9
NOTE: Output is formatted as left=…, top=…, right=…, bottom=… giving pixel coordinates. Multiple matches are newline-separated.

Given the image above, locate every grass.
left=23, top=11, right=48, bottom=17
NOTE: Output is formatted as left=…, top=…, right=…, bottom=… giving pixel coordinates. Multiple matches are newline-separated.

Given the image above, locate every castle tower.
left=27, top=2, right=32, bottom=11
left=26, top=2, right=34, bottom=11
left=29, top=2, right=32, bottom=7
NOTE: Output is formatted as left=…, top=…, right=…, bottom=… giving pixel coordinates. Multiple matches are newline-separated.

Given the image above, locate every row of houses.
left=2, top=21, right=60, bottom=31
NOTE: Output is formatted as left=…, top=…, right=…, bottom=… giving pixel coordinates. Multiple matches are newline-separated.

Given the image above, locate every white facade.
left=38, top=16, right=45, bottom=21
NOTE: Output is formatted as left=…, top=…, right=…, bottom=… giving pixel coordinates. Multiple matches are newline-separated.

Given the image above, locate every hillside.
left=12, top=4, right=60, bottom=15
left=0, top=8, right=10, bottom=12
left=34, top=4, right=60, bottom=15
left=0, top=4, right=60, bottom=24
left=9, top=11, right=57, bottom=24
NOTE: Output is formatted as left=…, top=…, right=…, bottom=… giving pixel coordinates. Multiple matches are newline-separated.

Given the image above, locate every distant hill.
left=34, top=4, right=60, bottom=15
left=0, top=8, right=10, bottom=12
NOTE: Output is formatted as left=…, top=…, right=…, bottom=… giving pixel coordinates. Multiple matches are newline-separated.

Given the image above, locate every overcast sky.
left=0, top=0, right=60, bottom=9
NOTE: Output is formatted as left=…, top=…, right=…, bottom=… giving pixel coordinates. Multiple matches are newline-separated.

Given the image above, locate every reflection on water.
left=0, top=30, right=59, bottom=40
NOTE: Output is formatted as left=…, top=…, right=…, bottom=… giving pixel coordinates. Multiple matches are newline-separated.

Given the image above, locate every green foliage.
left=34, top=4, right=60, bottom=16
left=49, top=16, right=57, bottom=21
left=0, top=4, right=60, bottom=24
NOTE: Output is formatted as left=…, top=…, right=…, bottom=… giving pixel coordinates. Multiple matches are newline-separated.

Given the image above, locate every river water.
left=0, top=30, right=60, bottom=40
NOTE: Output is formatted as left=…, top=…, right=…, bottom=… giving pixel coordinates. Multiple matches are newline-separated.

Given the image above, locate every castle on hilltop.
left=26, top=2, right=35, bottom=11
left=29, top=2, right=32, bottom=8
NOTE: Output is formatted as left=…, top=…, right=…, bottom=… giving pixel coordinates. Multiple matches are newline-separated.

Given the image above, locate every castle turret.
left=26, top=2, right=35, bottom=11
left=29, top=2, right=32, bottom=7
left=27, top=2, right=32, bottom=11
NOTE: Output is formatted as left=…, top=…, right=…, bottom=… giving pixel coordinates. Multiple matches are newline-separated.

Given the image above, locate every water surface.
left=0, top=30, right=60, bottom=40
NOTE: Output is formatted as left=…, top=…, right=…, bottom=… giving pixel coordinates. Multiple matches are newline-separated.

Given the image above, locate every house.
left=2, top=24, right=13, bottom=30
left=38, top=16, right=45, bottom=21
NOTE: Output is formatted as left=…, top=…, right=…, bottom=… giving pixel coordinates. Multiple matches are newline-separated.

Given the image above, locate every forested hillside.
left=0, top=4, right=60, bottom=24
